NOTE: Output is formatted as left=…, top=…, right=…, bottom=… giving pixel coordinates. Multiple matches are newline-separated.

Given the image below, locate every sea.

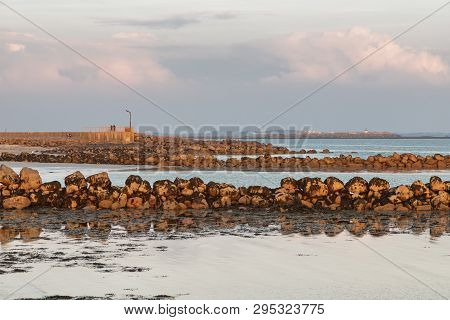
left=0, top=138, right=449, bottom=299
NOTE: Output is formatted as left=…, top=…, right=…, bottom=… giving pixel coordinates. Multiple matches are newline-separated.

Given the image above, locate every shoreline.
left=0, top=165, right=448, bottom=213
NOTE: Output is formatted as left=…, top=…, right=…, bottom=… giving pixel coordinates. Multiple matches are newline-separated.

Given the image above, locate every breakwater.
left=0, top=165, right=448, bottom=212
left=0, top=150, right=448, bottom=171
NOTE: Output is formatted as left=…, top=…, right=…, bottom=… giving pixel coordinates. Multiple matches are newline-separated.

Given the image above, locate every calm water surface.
left=3, top=162, right=450, bottom=188
left=253, top=138, right=450, bottom=157
left=0, top=210, right=449, bottom=299
left=1, top=139, right=449, bottom=300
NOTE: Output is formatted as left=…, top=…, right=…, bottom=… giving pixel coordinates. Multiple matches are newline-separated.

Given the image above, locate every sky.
left=0, top=0, right=449, bottom=133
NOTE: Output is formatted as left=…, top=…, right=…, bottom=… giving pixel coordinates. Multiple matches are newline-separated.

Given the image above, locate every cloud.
left=6, top=43, right=25, bottom=52
left=98, top=55, right=176, bottom=86
left=0, top=34, right=176, bottom=88
left=112, top=32, right=156, bottom=41
left=101, top=16, right=201, bottom=29
left=261, top=27, right=448, bottom=84
left=98, top=11, right=238, bottom=29
left=212, top=12, right=237, bottom=20
left=58, top=65, right=98, bottom=82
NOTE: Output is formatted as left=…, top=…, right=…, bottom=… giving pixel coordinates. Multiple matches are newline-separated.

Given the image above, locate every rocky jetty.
left=1, top=149, right=448, bottom=172
left=0, top=165, right=448, bottom=212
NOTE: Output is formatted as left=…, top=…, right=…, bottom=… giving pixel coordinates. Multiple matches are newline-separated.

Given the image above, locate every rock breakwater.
left=0, top=165, right=449, bottom=212
left=0, top=150, right=448, bottom=172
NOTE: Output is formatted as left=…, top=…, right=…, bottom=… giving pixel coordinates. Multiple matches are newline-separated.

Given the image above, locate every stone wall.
left=0, top=165, right=448, bottom=212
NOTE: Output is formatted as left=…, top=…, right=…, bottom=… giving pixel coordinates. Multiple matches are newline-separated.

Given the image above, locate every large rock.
left=127, top=197, right=144, bottom=209
left=309, top=178, right=328, bottom=198
left=430, top=176, right=445, bottom=192
left=280, top=177, right=298, bottom=193
left=20, top=167, right=42, bottom=190
left=0, top=165, right=20, bottom=186
left=368, top=178, right=390, bottom=192
left=64, top=171, right=87, bottom=194
left=325, top=177, right=344, bottom=193
left=411, top=180, right=429, bottom=197
left=395, top=185, right=413, bottom=202
left=431, top=191, right=449, bottom=208
left=345, top=177, right=368, bottom=195
left=125, top=175, right=143, bottom=193
left=87, top=172, right=111, bottom=189
left=3, top=196, right=31, bottom=209
left=153, top=180, right=177, bottom=197
left=40, top=181, right=62, bottom=193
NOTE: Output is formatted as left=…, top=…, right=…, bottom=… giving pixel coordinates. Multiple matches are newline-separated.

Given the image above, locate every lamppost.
left=125, top=109, right=132, bottom=130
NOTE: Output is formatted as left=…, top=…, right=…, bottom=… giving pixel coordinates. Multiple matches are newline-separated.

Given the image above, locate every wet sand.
left=0, top=210, right=449, bottom=300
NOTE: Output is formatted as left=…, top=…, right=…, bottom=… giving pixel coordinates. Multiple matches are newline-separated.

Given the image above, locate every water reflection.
left=1, top=209, right=448, bottom=244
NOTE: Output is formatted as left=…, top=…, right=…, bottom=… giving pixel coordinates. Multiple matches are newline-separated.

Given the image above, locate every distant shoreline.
left=240, top=136, right=450, bottom=140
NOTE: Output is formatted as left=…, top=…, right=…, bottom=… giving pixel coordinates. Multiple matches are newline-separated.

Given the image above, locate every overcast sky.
left=1, top=0, right=449, bottom=133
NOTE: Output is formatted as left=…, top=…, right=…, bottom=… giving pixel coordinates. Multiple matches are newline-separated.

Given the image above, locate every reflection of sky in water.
left=0, top=209, right=449, bottom=299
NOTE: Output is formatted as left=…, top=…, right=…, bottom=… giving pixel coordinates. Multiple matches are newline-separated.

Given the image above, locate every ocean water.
left=243, top=138, right=450, bottom=158
left=3, top=162, right=450, bottom=187
left=0, top=210, right=449, bottom=299
left=1, top=139, right=449, bottom=300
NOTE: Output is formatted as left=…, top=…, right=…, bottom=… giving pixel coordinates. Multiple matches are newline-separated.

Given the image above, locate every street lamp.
left=125, top=109, right=132, bottom=130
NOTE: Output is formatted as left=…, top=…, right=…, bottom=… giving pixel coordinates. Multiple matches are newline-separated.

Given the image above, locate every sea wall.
left=0, top=131, right=134, bottom=144
left=0, top=165, right=449, bottom=212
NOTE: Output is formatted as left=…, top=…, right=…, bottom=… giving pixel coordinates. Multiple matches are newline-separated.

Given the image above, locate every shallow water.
left=1, top=138, right=449, bottom=300
left=3, top=162, right=450, bottom=188
left=253, top=138, right=450, bottom=157
left=0, top=210, right=449, bottom=299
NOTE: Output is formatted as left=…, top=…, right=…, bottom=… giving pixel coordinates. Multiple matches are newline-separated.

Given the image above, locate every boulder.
left=309, top=178, right=328, bottom=198
left=87, top=172, right=111, bottom=189
left=238, top=195, right=252, bottom=205
left=40, top=181, right=61, bottom=193
left=247, top=186, right=271, bottom=197
left=138, top=180, right=152, bottom=194
left=368, top=178, right=390, bottom=192
left=206, top=182, right=220, bottom=198
left=280, top=177, right=298, bottom=193
left=275, top=191, right=295, bottom=206
left=125, top=175, right=143, bottom=193
left=0, top=165, right=20, bottom=186
left=20, top=167, right=42, bottom=190
left=127, top=197, right=144, bottom=209
left=189, top=177, right=206, bottom=193
left=345, top=177, right=368, bottom=195
left=395, top=185, right=413, bottom=202
left=431, top=191, right=449, bottom=208
left=430, top=176, right=445, bottom=192
left=3, top=196, right=31, bottom=209
left=324, top=177, right=344, bottom=193
left=153, top=180, right=177, bottom=197
left=64, top=171, right=87, bottom=194
left=411, top=180, right=429, bottom=197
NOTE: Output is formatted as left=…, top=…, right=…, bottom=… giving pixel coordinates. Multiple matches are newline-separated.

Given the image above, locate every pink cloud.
left=112, top=32, right=156, bottom=42
left=6, top=43, right=26, bottom=52
left=263, top=27, right=448, bottom=84
left=0, top=32, right=176, bottom=89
